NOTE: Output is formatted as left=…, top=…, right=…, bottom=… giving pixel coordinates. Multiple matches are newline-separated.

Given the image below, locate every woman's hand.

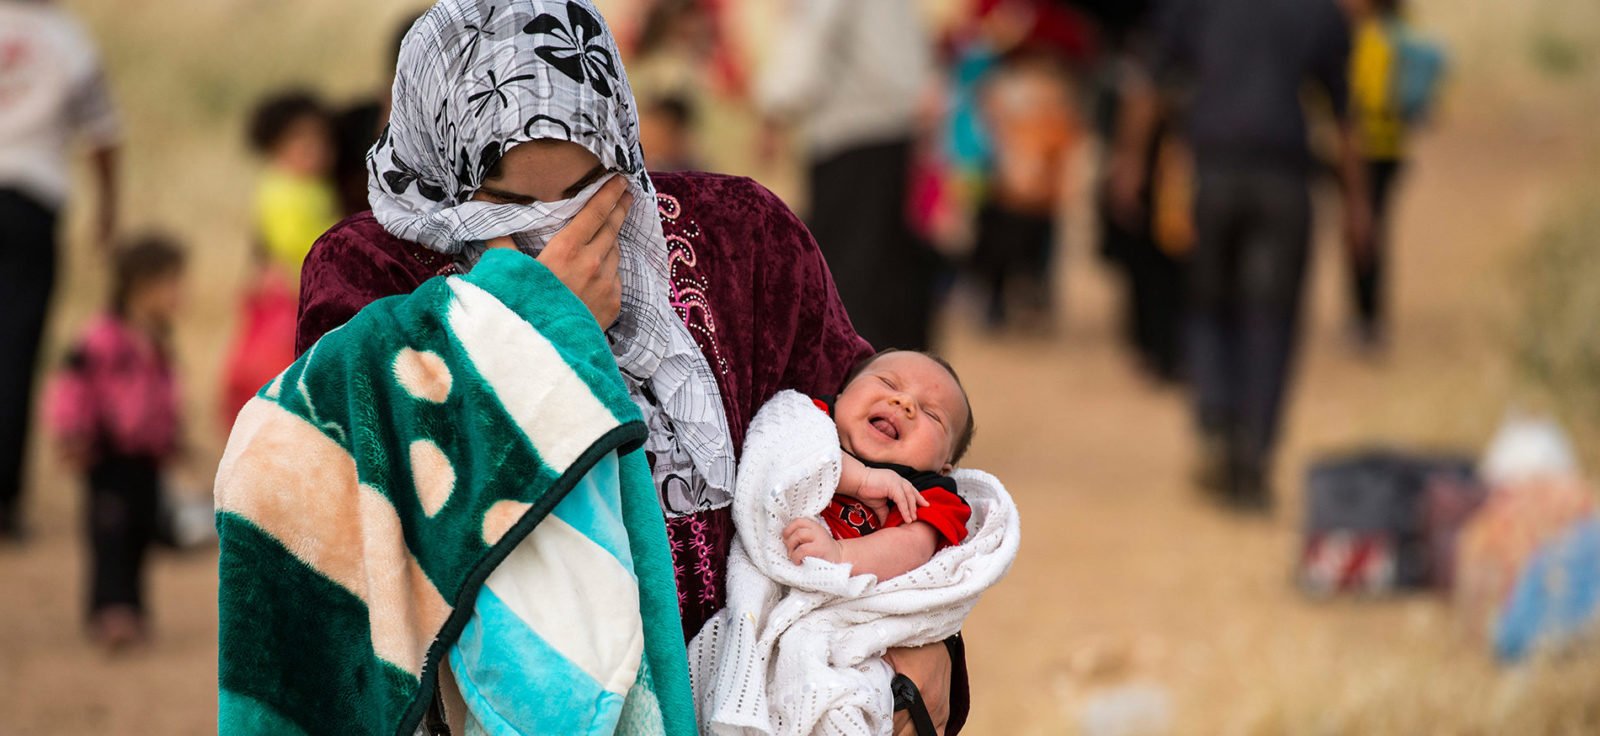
left=542, top=176, right=630, bottom=327
left=885, top=642, right=952, bottom=735
left=488, top=177, right=631, bottom=327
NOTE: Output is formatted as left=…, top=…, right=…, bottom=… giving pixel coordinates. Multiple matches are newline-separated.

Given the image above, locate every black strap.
left=891, top=673, right=939, bottom=736
left=422, top=681, right=450, bottom=736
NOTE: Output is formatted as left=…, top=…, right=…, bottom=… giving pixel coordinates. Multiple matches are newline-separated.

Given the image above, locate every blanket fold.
left=216, top=249, right=693, bottom=736
left=688, top=390, right=1021, bottom=735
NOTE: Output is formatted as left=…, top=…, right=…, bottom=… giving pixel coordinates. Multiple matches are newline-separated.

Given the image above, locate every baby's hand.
left=783, top=519, right=843, bottom=565
left=856, top=468, right=930, bottom=525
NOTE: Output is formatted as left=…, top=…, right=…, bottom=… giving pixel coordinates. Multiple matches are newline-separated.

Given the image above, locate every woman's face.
left=470, top=139, right=608, bottom=205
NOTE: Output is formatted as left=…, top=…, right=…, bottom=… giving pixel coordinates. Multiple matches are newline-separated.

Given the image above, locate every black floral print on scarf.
left=523, top=1, right=619, bottom=98
left=382, top=152, right=448, bottom=202
left=458, top=4, right=498, bottom=68
left=467, top=67, right=540, bottom=117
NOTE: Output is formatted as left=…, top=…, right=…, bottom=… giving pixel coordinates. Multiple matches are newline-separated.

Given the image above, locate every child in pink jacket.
left=45, top=235, right=186, bottom=651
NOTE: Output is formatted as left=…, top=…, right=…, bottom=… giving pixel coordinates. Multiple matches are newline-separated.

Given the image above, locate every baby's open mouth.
left=869, top=416, right=899, bottom=440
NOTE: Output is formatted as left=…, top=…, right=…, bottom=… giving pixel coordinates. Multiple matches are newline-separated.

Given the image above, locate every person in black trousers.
left=1113, top=0, right=1372, bottom=510
left=0, top=1, right=122, bottom=540
left=757, top=0, right=938, bottom=351
left=0, top=192, right=65, bottom=540
left=1104, top=110, right=1189, bottom=383
left=806, top=139, right=940, bottom=351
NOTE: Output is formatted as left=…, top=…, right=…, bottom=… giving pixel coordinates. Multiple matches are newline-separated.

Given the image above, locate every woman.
left=293, top=1, right=965, bottom=732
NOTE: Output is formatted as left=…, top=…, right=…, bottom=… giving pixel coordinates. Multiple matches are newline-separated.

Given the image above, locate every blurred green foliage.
left=1517, top=183, right=1600, bottom=467
left=1529, top=30, right=1588, bottom=80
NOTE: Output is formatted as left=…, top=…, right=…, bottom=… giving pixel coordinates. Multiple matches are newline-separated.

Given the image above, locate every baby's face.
left=834, top=352, right=968, bottom=475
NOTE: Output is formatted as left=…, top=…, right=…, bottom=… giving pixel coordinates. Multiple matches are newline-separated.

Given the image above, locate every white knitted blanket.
left=688, top=390, right=1021, bottom=735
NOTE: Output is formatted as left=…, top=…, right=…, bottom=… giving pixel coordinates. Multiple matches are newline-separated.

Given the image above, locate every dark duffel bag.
left=1299, top=449, right=1477, bottom=595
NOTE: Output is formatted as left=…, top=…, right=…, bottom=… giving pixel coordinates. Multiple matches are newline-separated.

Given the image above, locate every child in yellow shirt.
left=223, top=92, right=336, bottom=427
left=1347, top=0, right=1445, bottom=348
left=247, top=91, right=337, bottom=280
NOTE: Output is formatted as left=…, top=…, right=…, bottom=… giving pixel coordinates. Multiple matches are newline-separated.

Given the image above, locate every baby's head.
left=834, top=350, right=975, bottom=475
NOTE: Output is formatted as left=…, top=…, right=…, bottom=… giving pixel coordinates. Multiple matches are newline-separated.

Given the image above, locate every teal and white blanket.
left=215, top=249, right=695, bottom=735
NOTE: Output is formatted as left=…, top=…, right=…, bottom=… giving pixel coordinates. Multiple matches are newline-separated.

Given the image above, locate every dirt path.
left=1, top=101, right=1594, bottom=736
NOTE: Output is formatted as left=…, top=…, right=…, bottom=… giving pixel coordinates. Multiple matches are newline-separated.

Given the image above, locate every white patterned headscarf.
left=370, top=0, right=734, bottom=515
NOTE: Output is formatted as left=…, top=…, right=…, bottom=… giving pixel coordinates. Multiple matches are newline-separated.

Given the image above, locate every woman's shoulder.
left=649, top=171, right=812, bottom=257
left=309, top=211, right=399, bottom=258
left=651, top=170, right=780, bottom=203
left=296, top=211, right=446, bottom=355
left=305, top=211, right=450, bottom=279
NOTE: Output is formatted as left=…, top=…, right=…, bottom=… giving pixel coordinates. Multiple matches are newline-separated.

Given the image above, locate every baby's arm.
left=837, top=453, right=930, bottom=524
left=783, top=518, right=940, bottom=581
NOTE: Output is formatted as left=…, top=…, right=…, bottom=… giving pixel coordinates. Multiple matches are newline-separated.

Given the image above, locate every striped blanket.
left=215, top=249, right=694, bottom=735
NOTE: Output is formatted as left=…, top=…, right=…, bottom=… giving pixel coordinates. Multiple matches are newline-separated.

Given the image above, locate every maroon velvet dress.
left=295, top=171, right=969, bottom=730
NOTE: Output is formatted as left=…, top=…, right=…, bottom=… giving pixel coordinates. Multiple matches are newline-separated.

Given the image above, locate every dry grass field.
left=2, top=0, right=1599, bottom=733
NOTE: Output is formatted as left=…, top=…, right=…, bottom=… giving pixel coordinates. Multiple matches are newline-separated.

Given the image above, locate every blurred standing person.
left=1346, top=0, right=1445, bottom=351
left=938, top=0, right=1093, bottom=333
left=0, top=0, right=120, bottom=540
left=628, top=0, right=709, bottom=172
left=1102, top=18, right=1193, bottom=383
left=44, top=236, right=185, bottom=650
left=219, top=92, right=336, bottom=427
left=333, top=12, right=422, bottom=217
left=639, top=94, right=700, bottom=171
left=973, top=47, right=1080, bottom=332
left=1113, top=0, right=1371, bottom=510
left=247, top=91, right=337, bottom=282
left=758, top=0, right=938, bottom=351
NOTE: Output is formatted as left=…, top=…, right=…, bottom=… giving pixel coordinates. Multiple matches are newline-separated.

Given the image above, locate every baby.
left=690, top=349, right=1008, bottom=734
left=783, top=349, right=976, bottom=580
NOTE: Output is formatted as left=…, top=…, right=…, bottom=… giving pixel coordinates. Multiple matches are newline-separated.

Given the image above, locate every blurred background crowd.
left=3, top=0, right=1600, bottom=732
